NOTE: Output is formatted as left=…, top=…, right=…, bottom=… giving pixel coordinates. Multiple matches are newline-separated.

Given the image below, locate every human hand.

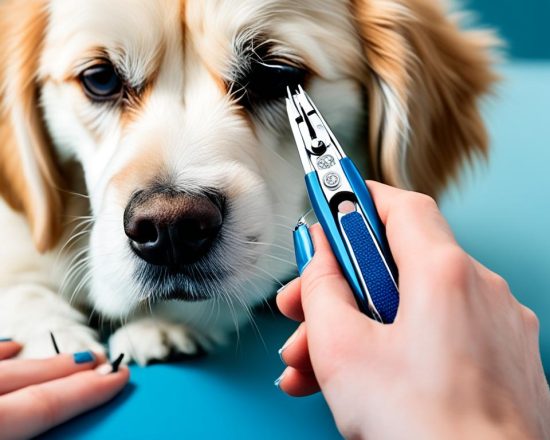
left=0, top=340, right=129, bottom=440
left=276, top=181, right=550, bottom=439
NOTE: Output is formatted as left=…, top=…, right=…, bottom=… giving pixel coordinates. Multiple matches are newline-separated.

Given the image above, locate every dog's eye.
left=244, top=62, right=306, bottom=102
left=80, top=63, right=123, bottom=101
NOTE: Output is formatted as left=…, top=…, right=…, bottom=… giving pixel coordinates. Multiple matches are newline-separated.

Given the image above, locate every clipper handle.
left=303, top=159, right=400, bottom=323
left=340, top=211, right=399, bottom=323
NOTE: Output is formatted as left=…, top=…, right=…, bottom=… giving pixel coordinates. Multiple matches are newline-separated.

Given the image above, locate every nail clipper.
left=286, top=86, right=399, bottom=323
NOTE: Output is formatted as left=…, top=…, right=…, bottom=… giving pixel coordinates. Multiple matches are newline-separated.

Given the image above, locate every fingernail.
left=0, top=338, right=13, bottom=343
left=278, top=325, right=300, bottom=363
left=277, top=347, right=285, bottom=363
left=96, top=363, right=113, bottom=375
left=73, top=351, right=95, bottom=364
left=277, top=279, right=295, bottom=294
left=274, top=371, right=286, bottom=388
left=277, top=283, right=289, bottom=294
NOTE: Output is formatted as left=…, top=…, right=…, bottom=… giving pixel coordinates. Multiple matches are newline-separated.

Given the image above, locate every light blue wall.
left=440, top=62, right=550, bottom=372
left=467, top=0, right=550, bottom=59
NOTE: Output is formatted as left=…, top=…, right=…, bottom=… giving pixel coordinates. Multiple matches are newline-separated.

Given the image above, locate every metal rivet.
left=323, top=172, right=341, bottom=189
left=317, top=154, right=335, bottom=169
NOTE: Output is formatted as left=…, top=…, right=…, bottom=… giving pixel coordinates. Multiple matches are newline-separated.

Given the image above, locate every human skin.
left=0, top=343, right=129, bottom=440
left=276, top=181, right=550, bottom=439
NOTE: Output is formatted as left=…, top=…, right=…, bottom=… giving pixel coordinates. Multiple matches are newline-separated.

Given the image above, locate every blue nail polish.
left=73, top=351, right=95, bottom=364
left=293, top=221, right=314, bottom=274
left=0, top=338, right=13, bottom=342
left=278, top=348, right=284, bottom=363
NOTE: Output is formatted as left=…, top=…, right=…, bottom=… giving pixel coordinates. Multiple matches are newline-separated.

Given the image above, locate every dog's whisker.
left=238, top=241, right=294, bottom=254
left=59, top=189, right=91, bottom=200
left=70, top=272, right=93, bottom=307
left=53, top=220, right=93, bottom=269
left=60, top=252, right=91, bottom=300
left=260, top=254, right=297, bottom=266
left=232, top=283, right=267, bottom=352
left=267, top=222, right=297, bottom=230
left=250, top=265, right=285, bottom=287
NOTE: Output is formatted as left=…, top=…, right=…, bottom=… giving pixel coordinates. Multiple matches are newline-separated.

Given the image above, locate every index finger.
left=0, top=352, right=106, bottom=396
left=0, top=341, right=22, bottom=360
left=366, top=181, right=458, bottom=272
left=0, top=367, right=129, bottom=439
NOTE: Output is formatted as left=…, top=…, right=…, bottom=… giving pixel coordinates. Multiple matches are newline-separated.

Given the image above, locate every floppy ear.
left=351, top=0, right=499, bottom=197
left=0, top=0, right=65, bottom=252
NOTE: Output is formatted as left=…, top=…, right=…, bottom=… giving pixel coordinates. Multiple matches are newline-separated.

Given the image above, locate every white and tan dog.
left=0, top=0, right=497, bottom=364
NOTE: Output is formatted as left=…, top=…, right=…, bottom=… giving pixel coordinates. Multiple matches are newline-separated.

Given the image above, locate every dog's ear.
left=351, top=0, right=499, bottom=197
left=0, top=0, right=65, bottom=253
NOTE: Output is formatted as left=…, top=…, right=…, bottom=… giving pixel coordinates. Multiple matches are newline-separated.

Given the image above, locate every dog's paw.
left=17, top=325, right=105, bottom=359
left=109, top=318, right=201, bottom=366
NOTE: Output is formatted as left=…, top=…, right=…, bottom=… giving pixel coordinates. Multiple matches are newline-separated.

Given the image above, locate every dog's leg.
left=0, top=285, right=104, bottom=358
left=0, top=201, right=103, bottom=358
left=109, top=301, right=245, bottom=366
left=108, top=318, right=204, bottom=366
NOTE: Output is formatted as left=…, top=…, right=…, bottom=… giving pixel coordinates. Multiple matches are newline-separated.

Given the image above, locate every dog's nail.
left=49, top=331, right=61, bottom=354
left=73, top=351, right=95, bottom=364
left=110, top=353, right=125, bottom=373
left=274, top=371, right=286, bottom=389
left=0, top=338, right=13, bottom=343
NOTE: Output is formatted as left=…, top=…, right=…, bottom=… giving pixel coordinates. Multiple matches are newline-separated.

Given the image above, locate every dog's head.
left=0, top=0, right=497, bottom=317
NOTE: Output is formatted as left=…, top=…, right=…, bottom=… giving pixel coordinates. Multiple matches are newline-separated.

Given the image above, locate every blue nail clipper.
left=286, top=87, right=399, bottom=323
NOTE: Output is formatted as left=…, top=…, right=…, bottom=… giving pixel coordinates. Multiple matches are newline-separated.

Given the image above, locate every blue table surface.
left=41, top=62, right=550, bottom=439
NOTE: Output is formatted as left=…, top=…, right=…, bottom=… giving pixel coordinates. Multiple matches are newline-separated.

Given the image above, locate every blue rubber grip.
left=340, top=212, right=399, bottom=323
left=340, top=158, right=398, bottom=277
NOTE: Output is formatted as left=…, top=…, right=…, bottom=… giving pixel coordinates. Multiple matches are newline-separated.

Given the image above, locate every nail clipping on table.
left=50, top=331, right=61, bottom=354
left=111, top=353, right=125, bottom=373
left=96, top=353, right=125, bottom=375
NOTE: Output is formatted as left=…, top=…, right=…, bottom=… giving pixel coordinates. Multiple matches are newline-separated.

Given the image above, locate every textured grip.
left=340, top=212, right=399, bottom=323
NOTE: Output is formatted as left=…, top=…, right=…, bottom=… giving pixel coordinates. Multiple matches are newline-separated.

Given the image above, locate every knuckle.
left=433, top=246, right=472, bottom=280
left=400, top=191, right=438, bottom=211
left=425, top=246, right=475, bottom=299
left=303, top=270, right=340, bottom=298
left=487, top=271, right=510, bottom=293
left=521, top=306, right=540, bottom=332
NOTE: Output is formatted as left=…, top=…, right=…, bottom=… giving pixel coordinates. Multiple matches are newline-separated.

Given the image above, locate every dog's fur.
left=0, top=0, right=497, bottom=363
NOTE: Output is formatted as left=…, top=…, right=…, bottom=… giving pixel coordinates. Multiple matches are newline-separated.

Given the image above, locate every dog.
left=0, top=0, right=497, bottom=364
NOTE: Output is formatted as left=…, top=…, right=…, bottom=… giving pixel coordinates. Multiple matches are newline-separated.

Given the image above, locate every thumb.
left=300, top=224, right=375, bottom=356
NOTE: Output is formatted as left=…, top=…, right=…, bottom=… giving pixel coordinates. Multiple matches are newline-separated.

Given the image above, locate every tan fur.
left=352, top=0, right=499, bottom=197
left=109, top=146, right=166, bottom=199
left=0, top=0, right=65, bottom=252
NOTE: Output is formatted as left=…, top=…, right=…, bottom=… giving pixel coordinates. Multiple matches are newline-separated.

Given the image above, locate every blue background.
left=466, top=0, right=550, bottom=59
left=41, top=2, right=550, bottom=439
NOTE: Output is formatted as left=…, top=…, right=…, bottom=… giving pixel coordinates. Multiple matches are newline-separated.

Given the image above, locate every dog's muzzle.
left=124, top=188, right=224, bottom=271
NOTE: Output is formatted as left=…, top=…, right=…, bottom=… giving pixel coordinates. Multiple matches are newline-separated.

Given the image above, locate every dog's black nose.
left=124, top=190, right=223, bottom=268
